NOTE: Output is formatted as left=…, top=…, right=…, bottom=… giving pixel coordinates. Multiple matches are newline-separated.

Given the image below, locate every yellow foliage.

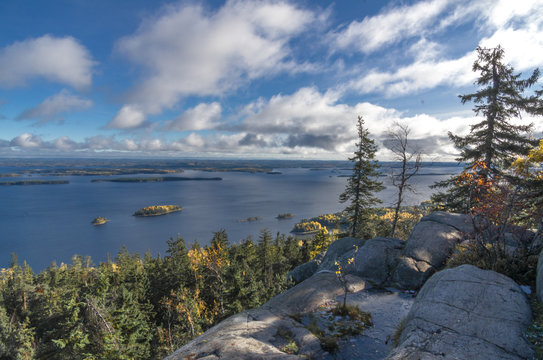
left=513, top=140, right=543, bottom=179
left=292, top=221, right=323, bottom=233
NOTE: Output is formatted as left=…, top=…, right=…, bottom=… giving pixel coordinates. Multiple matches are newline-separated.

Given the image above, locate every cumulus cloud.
left=10, top=133, right=44, bottom=148
left=164, top=102, right=222, bottom=131
left=0, top=35, right=95, bottom=89
left=16, top=89, right=93, bottom=125
left=107, top=105, right=147, bottom=129
left=110, top=0, right=321, bottom=125
left=226, top=86, right=481, bottom=158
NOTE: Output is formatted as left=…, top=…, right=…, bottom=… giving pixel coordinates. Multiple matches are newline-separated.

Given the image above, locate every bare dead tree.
left=383, top=122, right=423, bottom=238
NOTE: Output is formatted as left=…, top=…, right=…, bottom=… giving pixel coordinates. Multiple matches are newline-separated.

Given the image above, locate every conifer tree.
left=432, top=45, right=540, bottom=212
left=340, top=116, right=384, bottom=238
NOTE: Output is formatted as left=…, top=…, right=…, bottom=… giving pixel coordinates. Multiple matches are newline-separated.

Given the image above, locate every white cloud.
left=17, top=89, right=93, bottom=124
left=331, top=0, right=453, bottom=54
left=114, top=0, right=319, bottom=120
left=0, top=35, right=95, bottom=89
left=350, top=52, right=476, bottom=97
left=335, top=0, right=543, bottom=98
left=53, top=136, right=78, bottom=150
left=480, top=27, right=543, bottom=71
left=165, top=102, right=222, bottom=131
left=486, top=0, right=543, bottom=28
left=107, top=105, right=147, bottom=129
left=10, top=133, right=43, bottom=148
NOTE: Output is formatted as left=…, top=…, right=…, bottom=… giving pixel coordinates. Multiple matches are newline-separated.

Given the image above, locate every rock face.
left=286, top=252, right=324, bottom=285
left=317, top=237, right=366, bottom=272
left=343, top=237, right=404, bottom=287
left=387, top=264, right=534, bottom=360
left=290, top=213, right=475, bottom=290
left=391, top=211, right=473, bottom=289
left=287, top=237, right=365, bottom=285
left=164, top=272, right=349, bottom=360
left=538, top=248, right=543, bottom=302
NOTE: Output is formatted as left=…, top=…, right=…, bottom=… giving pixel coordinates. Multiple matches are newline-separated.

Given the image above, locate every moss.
left=331, top=304, right=373, bottom=326
left=276, top=328, right=299, bottom=355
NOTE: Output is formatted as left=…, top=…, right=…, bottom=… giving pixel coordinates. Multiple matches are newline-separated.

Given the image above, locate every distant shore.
left=0, top=180, right=69, bottom=186
left=92, top=176, right=222, bottom=183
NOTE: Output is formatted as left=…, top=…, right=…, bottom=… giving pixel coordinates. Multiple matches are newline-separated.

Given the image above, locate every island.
left=236, top=216, right=262, bottom=222
left=91, top=176, right=222, bottom=183
left=276, top=213, right=295, bottom=219
left=91, top=217, right=109, bottom=226
left=291, top=220, right=323, bottom=234
left=0, top=180, right=69, bottom=186
left=133, top=205, right=182, bottom=217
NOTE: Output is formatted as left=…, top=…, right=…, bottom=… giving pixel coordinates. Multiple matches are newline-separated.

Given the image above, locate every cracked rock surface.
left=386, top=264, right=534, bottom=360
left=163, top=272, right=413, bottom=360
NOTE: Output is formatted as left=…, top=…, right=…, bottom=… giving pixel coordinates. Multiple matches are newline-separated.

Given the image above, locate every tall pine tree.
left=432, top=45, right=540, bottom=212
left=340, top=116, right=383, bottom=238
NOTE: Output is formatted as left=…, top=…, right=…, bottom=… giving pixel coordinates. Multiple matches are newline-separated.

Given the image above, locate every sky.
left=0, top=0, right=542, bottom=160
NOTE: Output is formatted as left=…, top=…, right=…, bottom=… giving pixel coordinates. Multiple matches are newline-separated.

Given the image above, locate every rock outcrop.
left=387, top=264, right=534, bottom=360
left=391, top=211, right=473, bottom=289
left=164, top=272, right=350, bottom=360
left=343, top=237, right=404, bottom=287
left=287, top=237, right=364, bottom=284
left=165, top=213, right=537, bottom=360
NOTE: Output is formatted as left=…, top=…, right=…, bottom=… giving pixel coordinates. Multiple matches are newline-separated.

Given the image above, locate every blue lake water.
left=0, top=163, right=461, bottom=271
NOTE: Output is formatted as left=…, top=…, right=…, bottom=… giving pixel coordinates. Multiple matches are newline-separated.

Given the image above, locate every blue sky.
left=0, top=0, right=542, bottom=160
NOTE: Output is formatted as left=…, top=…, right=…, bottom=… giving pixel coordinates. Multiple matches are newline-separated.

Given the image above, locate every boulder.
left=317, top=237, right=365, bottom=272
left=391, top=212, right=472, bottom=289
left=387, top=264, right=534, bottom=360
left=287, top=252, right=325, bottom=285
left=342, top=237, right=404, bottom=286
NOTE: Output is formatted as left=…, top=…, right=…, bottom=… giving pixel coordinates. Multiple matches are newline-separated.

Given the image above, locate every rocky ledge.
left=164, top=212, right=536, bottom=359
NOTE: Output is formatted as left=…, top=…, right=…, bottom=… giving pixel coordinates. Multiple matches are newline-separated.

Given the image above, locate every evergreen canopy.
left=432, top=45, right=541, bottom=212
left=339, top=116, right=383, bottom=238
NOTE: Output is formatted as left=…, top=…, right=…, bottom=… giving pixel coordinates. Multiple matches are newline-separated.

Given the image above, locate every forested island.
left=0, top=180, right=69, bottom=186
left=91, top=176, right=222, bottom=183
left=133, top=205, right=183, bottom=217
left=277, top=213, right=295, bottom=219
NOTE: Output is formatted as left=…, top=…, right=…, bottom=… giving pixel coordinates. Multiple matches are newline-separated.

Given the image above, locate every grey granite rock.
left=387, top=264, right=534, bottom=360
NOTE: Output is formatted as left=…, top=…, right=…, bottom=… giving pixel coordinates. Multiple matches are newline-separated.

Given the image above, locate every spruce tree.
left=340, top=116, right=384, bottom=238
left=432, top=45, right=540, bottom=212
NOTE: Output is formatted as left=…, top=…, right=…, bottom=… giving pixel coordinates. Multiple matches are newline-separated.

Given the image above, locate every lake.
left=0, top=161, right=461, bottom=271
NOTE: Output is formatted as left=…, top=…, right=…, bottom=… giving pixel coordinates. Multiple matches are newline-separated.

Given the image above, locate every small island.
left=236, top=216, right=262, bottom=222
left=276, top=213, right=295, bottom=219
left=91, top=217, right=109, bottom=226
left=133, top=205, right=182, bottom=217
